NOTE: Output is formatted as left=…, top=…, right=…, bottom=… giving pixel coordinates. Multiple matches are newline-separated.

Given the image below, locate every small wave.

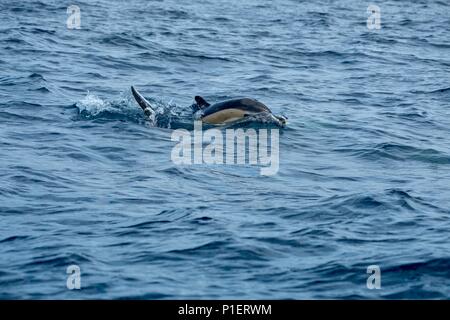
left=0, top=73, right=46, bottom=87
left=30, top=86, right=50, bottom=93
left=167, top=240, right=231, bottom=255
left=0, top=235, right=30, bottom=243
left=381, top=258, right=450, bottom=299
left=343, top=142, right=450, bottom=164
left=385, top=258, right=450, bottom=275
left=428, top=42, right=450, bottom=49
left=98, top=33, right=149, bottom=50
left=335, top=195, right=386, bottom=210
left=123, top=220, right=171, bottom=229
left=118, top=292, right=171, bottom=300
left=2, top=37, right=30, bottom=45
left=28, top=73, right=46, bottom=80
left=159, top=49, right=236, bottom=62
left=410, top=87, right=450, bottom=95
left=25, top=253, right=93, bottom=268
left=157, top=8, right=190, bottom=19
left=3, top=101, right=42, bottom=108
left=428, top=87, right=450, bottom=94
left=20, top=27, right=56, bottom=35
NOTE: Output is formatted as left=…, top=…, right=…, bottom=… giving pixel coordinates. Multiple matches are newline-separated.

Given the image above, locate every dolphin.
left=131, top=86, right=287, bottom=126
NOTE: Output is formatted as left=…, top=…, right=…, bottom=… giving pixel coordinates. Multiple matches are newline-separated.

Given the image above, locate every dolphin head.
left=274, top=115, right=287, bottom=127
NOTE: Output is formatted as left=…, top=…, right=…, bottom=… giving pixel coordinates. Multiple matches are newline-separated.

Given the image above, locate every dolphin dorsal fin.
left=195, top=96, right=210, bottom=108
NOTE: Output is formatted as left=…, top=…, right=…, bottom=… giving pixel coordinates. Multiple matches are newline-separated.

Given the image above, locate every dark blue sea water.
left=1, top=0, right=450, bottom=299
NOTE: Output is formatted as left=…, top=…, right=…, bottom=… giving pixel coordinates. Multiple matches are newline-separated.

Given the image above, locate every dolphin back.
left=201, top=98, right=271, bottom=117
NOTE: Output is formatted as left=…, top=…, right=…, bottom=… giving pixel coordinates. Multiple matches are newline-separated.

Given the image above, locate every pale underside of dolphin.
left=131, top=86, right=287, bottom=126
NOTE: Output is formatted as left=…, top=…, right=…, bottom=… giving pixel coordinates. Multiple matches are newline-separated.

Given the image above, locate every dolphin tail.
left=131, top=86, right=155, bottom=117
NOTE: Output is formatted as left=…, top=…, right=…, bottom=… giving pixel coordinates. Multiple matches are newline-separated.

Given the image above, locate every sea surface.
left=1, top=0, right=450, bottom=299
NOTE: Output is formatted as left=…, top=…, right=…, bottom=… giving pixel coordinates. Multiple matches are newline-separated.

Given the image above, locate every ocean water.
left=1, top=0, right=450, bottom=299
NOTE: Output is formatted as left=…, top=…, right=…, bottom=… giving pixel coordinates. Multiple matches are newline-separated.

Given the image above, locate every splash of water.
left=75, top=91, right=284, bottom=129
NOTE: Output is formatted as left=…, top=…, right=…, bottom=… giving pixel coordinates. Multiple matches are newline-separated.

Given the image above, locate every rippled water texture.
left=1, top=0, right=450, bottom=299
